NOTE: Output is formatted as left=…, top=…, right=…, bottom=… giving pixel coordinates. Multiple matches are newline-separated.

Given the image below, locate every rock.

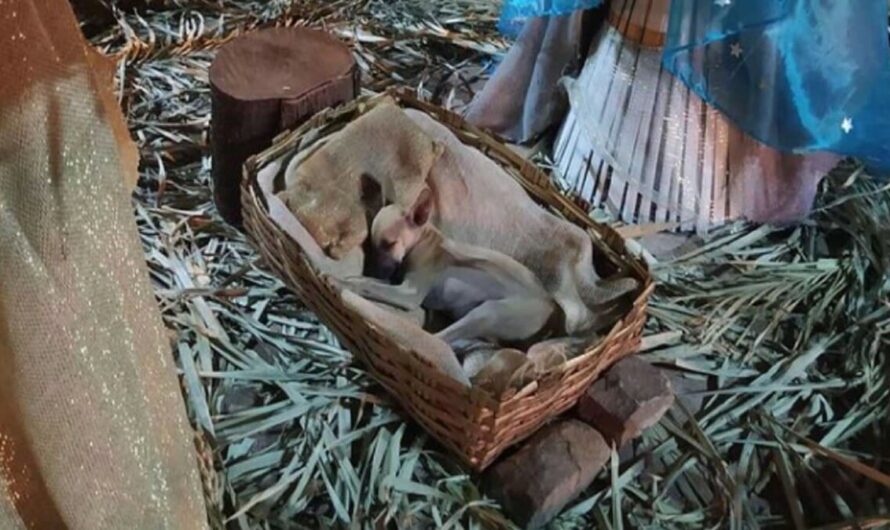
left=218, top=383, right=261, bottom=414
left=577, top=356, right=674, bottom=446
left=482, top=420, right=610, bottom=529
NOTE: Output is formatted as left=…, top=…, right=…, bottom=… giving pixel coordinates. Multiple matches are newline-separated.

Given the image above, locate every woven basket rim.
left=242, top=87, right=653, bottom=404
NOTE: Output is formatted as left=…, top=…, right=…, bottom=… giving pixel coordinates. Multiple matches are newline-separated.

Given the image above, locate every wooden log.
left=209, top=26, right=358, bottom=225
left=483, top=420, right=611, bottom=529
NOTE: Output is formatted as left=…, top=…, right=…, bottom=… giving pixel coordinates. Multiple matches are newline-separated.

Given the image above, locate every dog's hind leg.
left=571, top=238, right=639, bottom=307
left=435, top=297, right=554, bottom=345
left=554, top=242, right=640, bottom=334
left=577, top=275, right=640, bottom=309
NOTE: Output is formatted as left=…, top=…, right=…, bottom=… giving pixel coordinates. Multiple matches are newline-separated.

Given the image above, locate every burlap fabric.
left=0, top=1, right=208, bottom=528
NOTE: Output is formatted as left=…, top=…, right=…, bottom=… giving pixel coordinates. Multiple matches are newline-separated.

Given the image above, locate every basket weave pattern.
left=241, top=90, right=653, bottom=470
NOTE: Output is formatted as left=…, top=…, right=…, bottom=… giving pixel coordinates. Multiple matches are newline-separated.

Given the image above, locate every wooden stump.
left=209, top=26, right=358, bottom=225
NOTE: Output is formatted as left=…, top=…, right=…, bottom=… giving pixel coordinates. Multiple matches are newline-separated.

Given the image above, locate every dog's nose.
left=389, top=263, right=406, bottom=284
left=368, top=255, right=400, bottom=283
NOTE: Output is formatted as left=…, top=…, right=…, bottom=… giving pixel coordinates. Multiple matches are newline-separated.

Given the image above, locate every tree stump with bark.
left=209, top=26, right=358, bottom=225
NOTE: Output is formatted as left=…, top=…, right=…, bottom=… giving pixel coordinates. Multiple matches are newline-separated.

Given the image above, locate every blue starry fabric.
left=663, top=0, right=890, bottom=172
left=499, top=0, right=890, bottom=172
left=498, top=0, right=605, bottom=36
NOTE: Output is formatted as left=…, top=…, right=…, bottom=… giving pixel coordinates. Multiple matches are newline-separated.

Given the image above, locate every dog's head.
left=368, top=187, right=434, bottom=281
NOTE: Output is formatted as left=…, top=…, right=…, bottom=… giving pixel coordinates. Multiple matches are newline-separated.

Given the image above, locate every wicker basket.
left=241, top=89, right=653, bottom=471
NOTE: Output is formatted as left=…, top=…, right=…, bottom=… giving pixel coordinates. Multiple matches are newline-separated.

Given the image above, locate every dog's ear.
left=410, top=187, right=433, bottom=227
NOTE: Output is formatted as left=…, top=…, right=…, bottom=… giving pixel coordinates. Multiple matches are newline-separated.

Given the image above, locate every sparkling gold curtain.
left=0, top=1, right=209, bottom=528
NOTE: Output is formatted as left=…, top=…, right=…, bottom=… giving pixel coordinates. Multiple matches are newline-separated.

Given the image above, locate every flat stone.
left=218, top=382, right=261, bottom=414
left=577, top=356, right=674, bottom=446
left=482, top=420, right=610, bottom=529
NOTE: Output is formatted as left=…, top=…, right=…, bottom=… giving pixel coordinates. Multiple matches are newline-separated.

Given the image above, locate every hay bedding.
left=84, top=1, right=889, bottom=528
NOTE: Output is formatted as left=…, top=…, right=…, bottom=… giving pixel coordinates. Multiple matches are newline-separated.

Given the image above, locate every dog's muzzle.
left=368, top=254, right=403, bottom=284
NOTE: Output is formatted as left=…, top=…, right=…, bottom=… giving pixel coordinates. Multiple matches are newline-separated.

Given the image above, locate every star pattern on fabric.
left=730, top=42, right=743, bottom=58
left=841, top=117, right=854, bottom=134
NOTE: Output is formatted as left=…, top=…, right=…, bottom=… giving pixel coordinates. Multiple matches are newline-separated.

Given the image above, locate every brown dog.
left=277, top=99, right=443, bottom=259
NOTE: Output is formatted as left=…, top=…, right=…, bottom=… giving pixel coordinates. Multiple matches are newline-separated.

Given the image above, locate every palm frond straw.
left=95, top=0, right=890, bottom=526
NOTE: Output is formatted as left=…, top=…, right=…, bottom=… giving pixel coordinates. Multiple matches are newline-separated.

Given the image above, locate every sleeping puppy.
left=339, top=189, right=561, bottom=346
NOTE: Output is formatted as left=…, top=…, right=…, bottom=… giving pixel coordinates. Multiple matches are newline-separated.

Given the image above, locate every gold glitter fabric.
left=0, top=1, right=209, bottom=528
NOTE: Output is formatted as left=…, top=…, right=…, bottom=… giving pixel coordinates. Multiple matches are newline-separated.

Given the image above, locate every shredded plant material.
left=86, top=1, right=889, bottom=528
